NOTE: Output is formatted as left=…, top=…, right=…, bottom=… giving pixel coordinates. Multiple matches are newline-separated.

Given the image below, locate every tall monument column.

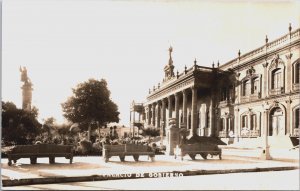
left=20, top=66, right=33, bottom=111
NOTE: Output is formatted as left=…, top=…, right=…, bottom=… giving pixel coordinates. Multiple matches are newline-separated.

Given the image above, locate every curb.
left=222, top=153, right=300, bottom=163
left=2, top=166, right=299, bottom=187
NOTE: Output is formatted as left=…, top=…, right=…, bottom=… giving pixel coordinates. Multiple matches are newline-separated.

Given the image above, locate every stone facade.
left=135, top=25, right=300, bottom=148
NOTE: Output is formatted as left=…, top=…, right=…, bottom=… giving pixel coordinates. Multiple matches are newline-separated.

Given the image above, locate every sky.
left=2, top=0, right=300, bottom=126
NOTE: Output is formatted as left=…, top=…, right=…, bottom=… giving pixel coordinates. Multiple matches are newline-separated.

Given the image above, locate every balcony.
left=240, top=129, right=260, bottom=138
left=241, top=96, right=249, bottom=103
left=219, top=99, right=231, bottom=107
left=218, top=131, right=228, bottom=138
left=269, top=87, right=284, bottom=96
left=241, top=93, right=261, bottom=103
left=292, top=128, right=299, bottom=137
left=249, top=92, right=261, bottom=101
left=292, top=83, right=299, bottom=91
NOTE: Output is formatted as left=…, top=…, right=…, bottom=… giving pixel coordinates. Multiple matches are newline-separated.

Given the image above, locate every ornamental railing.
left=218, top=131, right=228, bottom=138
left=269, top=87, right=284, bottom=96
left=240, top=129, right=260, bottom=138
left=219, top=99, right=231, bottom=107
left=293, top=128, right=299, bottom=137
left=293, top=83, right=299, bottom=91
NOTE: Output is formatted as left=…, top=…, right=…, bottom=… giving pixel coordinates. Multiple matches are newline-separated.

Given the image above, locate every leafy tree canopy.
left=2, top=101, right=42, bottom=145
left=61, top=78, right=120, bottom=132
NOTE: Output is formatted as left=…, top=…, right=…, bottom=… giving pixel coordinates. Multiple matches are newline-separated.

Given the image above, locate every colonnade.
left=145, top=86, right=198, bottom=137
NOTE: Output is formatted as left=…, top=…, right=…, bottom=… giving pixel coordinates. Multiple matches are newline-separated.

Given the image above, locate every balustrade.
left=218, top=131, right=228, bottom=138
left=293, top=128, right=300, bottom=137
left=240, top=129, right=260, bottom=138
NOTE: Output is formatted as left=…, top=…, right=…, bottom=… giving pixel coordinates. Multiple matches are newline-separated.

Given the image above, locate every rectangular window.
left=272, top=69, right=282, bottom=89
left=295, top=63, right=300, bottom=84
left=242, top=115, right=248, bottom=128
left=220, top=118, right=224, bottom=131
left=250, top=114, right=257, bottom=130
left=252, top=78, right=259, bottom=94
left=243, top=80, right=250, bottom=96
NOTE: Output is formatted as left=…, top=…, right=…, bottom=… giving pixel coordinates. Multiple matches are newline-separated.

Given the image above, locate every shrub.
left=79, top=139, right=93, bottom=154
left=92, top=140, right=102, bottom=154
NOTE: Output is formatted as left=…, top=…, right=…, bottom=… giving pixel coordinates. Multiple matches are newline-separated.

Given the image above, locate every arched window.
left=271, top=68, right=282, bottom=89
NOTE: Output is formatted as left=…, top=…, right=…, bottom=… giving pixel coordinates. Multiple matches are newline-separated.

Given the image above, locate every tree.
left=2, top=101, right=42, bottom=145
left=42, top=117, right=56, bottom=142
left=61, top=78, right=120, bottom=141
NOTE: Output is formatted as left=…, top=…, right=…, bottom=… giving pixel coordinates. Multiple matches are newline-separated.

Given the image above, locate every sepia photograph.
left=1, top=0, right=300, bottom=190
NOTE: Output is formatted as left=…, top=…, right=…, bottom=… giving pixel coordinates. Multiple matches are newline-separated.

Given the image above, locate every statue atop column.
left=20, top=66, right=33, bottom=111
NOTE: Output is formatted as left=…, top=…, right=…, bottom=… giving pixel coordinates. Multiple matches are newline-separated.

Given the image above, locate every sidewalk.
left=221, top=146, right=300, bottom=162
left=1, top=152, right=299, bottom=187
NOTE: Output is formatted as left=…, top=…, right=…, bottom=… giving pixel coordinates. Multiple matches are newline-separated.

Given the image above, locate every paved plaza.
left=1, top=147, right=299, bottom=187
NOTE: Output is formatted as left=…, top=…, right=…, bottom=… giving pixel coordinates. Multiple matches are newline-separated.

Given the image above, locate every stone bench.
left=175, top=143, right=222, bottom=160
left=103, top=144, right=155, bottom=162
left=6, top=144, right=73, bottom=166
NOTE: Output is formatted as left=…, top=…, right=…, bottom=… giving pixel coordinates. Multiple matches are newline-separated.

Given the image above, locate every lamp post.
left=261, top=102, right=272, bottom=160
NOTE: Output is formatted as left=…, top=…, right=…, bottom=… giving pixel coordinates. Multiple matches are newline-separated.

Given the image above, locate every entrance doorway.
left=270, top=107, right=285, bottom=136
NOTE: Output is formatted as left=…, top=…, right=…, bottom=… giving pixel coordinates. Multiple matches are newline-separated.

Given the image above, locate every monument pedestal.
left=166, top=126, right=180, bottom=155
left=166, top=118, right=180, bottom=155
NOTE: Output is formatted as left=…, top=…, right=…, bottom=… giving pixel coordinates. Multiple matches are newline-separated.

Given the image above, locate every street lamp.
left=261, top=102, right=272, bottom=160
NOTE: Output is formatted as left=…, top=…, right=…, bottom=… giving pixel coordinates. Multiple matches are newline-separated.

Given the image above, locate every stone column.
left=168, top=96, right=172, bottom=119
left=229, top=117, right=232, bottom=132
left=162, top=100, right=166, bottom=136
left=144, top=107, right=147, bottom=125
left=261, top=107, right=272, bottom=160
left=147, top=105, right=150, bottom=125
left=224, top=117, right=228, bottom=134
left=234, top=108, right=239, bottom=139
left=152, top=103, right=156, bottom=126
left=182, top=89, right=187, bottom=129
left=248, top=113, right=251, bottom=131
left=133, top=110, right=135, bottom=137
left=262, top=62, right=268, bottom=98
left=156, top=102, right=161, bottom=129
left=175, top=93, right=180, bottom=128
left=286, top=99, right=291, bottom=135
left=191, top=86, right=198, bottom=136
left=209, top=95, right=214, bottom=137
left=286, top=54, right=292, bottom=93
left=208, top=104, right=212, bottom=136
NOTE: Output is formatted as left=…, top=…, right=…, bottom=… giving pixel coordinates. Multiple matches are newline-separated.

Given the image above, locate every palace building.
left=131, top=24, right=300, bottom=150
